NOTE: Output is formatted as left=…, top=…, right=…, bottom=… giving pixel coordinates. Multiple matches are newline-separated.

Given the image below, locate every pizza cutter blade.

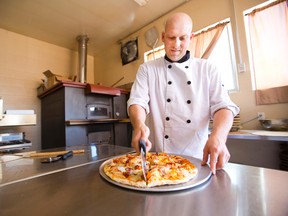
left=139, top=139, right=147, bottom=182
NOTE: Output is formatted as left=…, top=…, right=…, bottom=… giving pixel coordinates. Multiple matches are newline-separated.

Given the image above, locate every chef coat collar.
left=164, top=51, right=190, bottom=63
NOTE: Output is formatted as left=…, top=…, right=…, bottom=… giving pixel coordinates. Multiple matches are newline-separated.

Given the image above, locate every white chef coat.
left=127, top=56, right=240, bottom=159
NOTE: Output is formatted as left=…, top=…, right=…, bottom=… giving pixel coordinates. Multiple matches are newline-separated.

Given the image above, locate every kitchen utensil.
left=145, top=27, right=159, bottom=60
left=14, top=149, right=84, bottom=158
left=139, top=139, right=147, bottom=182
left=40, top=150, right=73, bottom=163
left=259, top=119, right=288, bottom=131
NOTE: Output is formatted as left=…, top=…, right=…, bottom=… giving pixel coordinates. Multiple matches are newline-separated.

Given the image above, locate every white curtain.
left=190, top=22, right=228, bottom=59
left=248, top=0, right=288, bottom=104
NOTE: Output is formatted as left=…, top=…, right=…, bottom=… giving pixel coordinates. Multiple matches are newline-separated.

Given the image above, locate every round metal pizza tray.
left=99, top=154, right=212, bottom=192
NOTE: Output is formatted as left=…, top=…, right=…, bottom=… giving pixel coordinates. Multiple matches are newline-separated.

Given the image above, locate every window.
left=144, top=45, right=164, bottom=62
left=144, top=19, right=238, bottom=92
left=201, top=22, right=238, bottom=92
left=244, top=0, right=288, bottom=104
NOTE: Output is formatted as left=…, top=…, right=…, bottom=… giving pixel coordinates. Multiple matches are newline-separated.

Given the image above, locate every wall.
left=0, top=28, right=94, bottom=151
left=94, top=0, right=288, bottom=130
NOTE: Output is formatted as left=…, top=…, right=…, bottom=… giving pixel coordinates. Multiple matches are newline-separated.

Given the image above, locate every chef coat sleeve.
left=127, top=64, right=150, bottom=116
left=209, top=64, right=240, bottom=119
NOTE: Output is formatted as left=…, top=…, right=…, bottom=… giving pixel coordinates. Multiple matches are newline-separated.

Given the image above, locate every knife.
left=40, top=150, right=73, bottom=163
left=139, top=139, right=147, bottom=182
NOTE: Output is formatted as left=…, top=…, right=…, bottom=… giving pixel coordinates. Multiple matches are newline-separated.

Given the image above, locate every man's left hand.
left=201, top=135, right=230, bottom=174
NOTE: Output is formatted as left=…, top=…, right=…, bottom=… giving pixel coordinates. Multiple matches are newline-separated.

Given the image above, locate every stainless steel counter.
left=0, top=144, right=134, bottom=186
left=228, top=130, right=288, bottom=142
left=1, top=144, right=288, bottom=216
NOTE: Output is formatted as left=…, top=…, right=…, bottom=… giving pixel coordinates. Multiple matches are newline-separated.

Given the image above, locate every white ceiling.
left=0, top=0, right=189, bottom=55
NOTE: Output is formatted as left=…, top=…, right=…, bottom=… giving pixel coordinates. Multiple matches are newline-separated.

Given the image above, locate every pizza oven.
left=41, top=82, right=132, bottom=149
left=85, top=93, right=131, bottom=146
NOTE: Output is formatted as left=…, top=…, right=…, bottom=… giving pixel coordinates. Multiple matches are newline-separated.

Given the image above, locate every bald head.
left=164, top=12, right=193, bottom=33
left=162, top=12, right=193, bottom=62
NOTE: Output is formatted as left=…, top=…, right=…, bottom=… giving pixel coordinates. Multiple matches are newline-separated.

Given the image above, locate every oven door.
left=87, top=104, right=111, bottom=119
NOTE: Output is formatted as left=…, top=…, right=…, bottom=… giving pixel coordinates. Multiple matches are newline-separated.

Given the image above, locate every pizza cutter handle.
left=139, top=139, right=146, bottom=155
left=41, top=151, right=73, bottom=163
left=58, top=150, right=73, bottom=160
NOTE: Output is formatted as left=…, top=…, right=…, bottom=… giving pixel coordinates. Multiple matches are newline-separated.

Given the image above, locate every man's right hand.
left=131, top=123, right=152, bottom=153
left=129, top=104, right=152, bottom=153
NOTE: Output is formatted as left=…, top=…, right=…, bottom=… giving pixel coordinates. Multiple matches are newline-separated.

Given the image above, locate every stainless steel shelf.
left=0, top=114, right=36, bottom=127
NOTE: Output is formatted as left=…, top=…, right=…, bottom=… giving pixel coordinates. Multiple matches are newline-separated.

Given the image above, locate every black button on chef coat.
left=164, top=51, right=192, bottom=145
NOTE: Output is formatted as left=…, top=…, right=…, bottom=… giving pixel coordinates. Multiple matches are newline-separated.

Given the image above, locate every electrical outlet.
left=258, top=112, right=265, bottom=120
left=238, top=63, right=246, bottom=73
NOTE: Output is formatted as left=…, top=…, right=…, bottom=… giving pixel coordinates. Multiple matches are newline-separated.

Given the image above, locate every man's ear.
left=190, top=33, right=194, bottom=40
left=161, top=32, right=165, bottom=42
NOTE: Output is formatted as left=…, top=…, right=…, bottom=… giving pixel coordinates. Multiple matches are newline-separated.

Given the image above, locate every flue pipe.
left=0, top=98, right=3, bottom=120
left=76, top=35, right=89, bottom=83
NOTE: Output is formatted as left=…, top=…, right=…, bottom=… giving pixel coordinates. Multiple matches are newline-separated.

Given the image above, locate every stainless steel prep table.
left=228, top=130, right=288, bottom=142
left=1, top=144, right=288, bottom=216
left=0, top=144, right=134, bottom=186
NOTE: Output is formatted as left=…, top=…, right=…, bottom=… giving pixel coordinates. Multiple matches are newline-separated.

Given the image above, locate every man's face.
left=162, top=23, right=193, bottom=62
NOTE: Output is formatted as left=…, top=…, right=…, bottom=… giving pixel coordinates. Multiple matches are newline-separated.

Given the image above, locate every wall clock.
left=121, top=39, right=139, bottom=65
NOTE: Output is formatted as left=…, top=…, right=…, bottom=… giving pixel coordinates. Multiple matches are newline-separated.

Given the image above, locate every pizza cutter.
left=40, top=150, right=73, bottom=163
left=139, top=139, right=147, bottom=182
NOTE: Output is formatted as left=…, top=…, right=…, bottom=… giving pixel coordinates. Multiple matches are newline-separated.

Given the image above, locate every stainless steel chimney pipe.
left=0, top=98, right=3, bottom=120
left=76, top=35, right=89, bottom=83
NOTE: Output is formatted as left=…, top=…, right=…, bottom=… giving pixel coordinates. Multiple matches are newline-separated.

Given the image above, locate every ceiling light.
left=134, top=0, right=149, bottom=6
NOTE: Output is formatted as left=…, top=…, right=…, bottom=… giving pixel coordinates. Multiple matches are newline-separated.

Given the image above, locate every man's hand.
left=201, top=135, right=230, bottom=174
left=201, top=108, right=233, bottom=174
left=131, top=123, right=152, bottom=153
left=129, top=104, right=152, bottom=153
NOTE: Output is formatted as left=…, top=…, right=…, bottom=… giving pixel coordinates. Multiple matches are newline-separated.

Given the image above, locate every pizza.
left=103, top=152, right=198, bottom=188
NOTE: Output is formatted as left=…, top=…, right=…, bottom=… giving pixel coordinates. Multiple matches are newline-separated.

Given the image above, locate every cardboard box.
left=37, top=84, right=46, bottom=95
left=43, top=70, right=64, bottom=88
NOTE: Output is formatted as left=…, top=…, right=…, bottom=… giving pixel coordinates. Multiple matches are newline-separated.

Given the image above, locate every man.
left=127, top=12, right=239, bottom=174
